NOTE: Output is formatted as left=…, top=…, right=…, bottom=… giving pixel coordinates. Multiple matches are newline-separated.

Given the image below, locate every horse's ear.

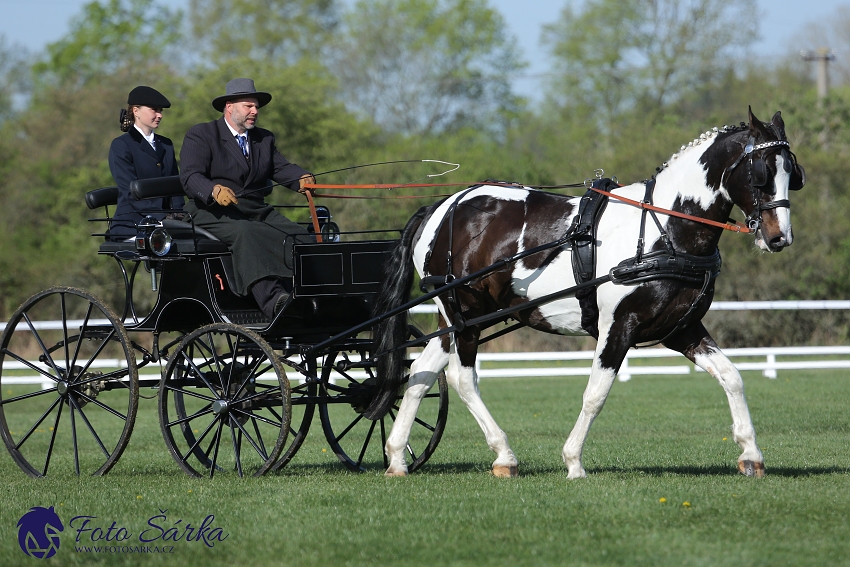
left=771, top=111, right=787, bottom=139
left=748, top=106, right=760, bottom=133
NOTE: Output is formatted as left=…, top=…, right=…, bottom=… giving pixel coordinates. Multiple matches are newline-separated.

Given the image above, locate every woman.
left=107, top=85, right=183, bottom=241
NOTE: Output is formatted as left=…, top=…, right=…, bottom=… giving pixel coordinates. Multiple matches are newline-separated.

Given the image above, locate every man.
left=180, top=78, right=315, bottom=319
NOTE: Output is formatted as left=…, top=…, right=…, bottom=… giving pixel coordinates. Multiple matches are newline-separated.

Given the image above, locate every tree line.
left=0, top=0, right=848, bottom=348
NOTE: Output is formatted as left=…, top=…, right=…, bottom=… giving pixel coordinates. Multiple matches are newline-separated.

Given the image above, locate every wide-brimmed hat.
left=128, top=85, right=171, bottom=108
left=211, top=78, right=272, bottom=112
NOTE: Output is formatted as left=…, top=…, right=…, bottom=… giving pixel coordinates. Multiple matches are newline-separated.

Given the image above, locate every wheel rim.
left=269, top=376, right=315, bottom=472
left=0, top=287, right=138, bottom=477
left=318, top=350, right=448, bottom=472
left=158, top=324, right=291, bottom=477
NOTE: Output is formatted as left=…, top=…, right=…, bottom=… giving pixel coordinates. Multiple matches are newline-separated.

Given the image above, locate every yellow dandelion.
left=722, top=437, right=728, bottom=441
left=659, top=497, right=667, bottom=503
left=136, top=495, right=142, bottom=500
left=322, top=448, right=327, bottom=453
left=188, top=490, right=193, bottom=493
left=682, top=501, right=691, bottom=507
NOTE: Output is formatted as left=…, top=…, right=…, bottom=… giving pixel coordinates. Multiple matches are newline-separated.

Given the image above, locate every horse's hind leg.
left=385, top=337, right=450, bottom=476
left=665, top=323, right=765, bottom=477
left=447, top=332, right=518, bottom=477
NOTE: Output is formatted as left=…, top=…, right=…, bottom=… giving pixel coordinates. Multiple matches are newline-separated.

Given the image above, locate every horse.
left=367, top=107, right=806, bottom=479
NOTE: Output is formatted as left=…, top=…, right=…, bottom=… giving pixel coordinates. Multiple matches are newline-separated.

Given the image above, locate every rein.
left=586, top=185, right=754, bottom=233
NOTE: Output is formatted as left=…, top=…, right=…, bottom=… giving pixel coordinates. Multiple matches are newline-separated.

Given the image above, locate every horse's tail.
left=363, top=206, right=429, bottom=420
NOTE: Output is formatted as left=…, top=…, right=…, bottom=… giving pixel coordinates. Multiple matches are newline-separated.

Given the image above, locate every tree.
left=188, top=0, right=340, bottom=63
left=329, top=0, right=526, bottom=136
left=33, top=0, right=183, bottom=88
left=0, top=36, right=30, bottom=126
left=542, top=0, right=757, bottom=127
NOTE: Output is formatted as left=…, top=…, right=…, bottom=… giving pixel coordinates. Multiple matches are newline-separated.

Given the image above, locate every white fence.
left=2, top=301, right=848, bottom=385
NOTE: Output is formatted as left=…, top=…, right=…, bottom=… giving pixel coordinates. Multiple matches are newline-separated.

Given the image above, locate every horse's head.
left=719, top=107, right=805, bottom=252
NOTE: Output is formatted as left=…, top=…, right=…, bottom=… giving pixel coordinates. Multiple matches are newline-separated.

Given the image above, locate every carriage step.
left=222, top=310, right=270, bottom=326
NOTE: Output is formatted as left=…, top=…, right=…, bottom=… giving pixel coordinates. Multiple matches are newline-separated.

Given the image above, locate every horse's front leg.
left=562, top=321, right=629, bottom=479
left=446, top=329, right=518, bottom=477
left=384, top=337, right=450, bottom=476
left=665, top=323, right=765, bottom=477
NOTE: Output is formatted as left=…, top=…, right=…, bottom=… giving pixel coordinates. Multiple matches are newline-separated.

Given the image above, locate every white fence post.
left=763, top=353, right=777, bottom=379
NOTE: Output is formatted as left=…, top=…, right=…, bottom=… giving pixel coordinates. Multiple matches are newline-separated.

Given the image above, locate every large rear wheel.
left=0, top=287, right=138, bottom=477
left=318, top=344, right=448, bottom=472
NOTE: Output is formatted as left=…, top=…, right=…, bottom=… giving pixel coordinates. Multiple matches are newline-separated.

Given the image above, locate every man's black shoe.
left=273, top=292, right=290, bottom=316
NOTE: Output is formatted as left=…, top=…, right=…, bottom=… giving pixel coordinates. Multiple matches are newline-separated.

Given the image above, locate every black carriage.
left=0, top=176, right=447, bottom=478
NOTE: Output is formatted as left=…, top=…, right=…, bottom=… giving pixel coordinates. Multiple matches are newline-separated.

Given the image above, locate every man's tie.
left=236, top=135, right=248, bottom=159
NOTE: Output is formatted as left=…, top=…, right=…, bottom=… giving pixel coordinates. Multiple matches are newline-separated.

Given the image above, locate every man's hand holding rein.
left=213, top=184, right=238, bottom=206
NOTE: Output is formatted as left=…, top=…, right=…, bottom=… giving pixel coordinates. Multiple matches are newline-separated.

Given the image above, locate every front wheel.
left=158, top=323, right=291, bottom=477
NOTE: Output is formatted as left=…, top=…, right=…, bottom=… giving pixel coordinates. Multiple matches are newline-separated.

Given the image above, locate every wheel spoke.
left=356, top=419, right=377, bottom=467
left=166, top=405, right=213, bottom=428
left=2, top=387, right=59, bottom=406
left=209, top=419, right=225, bottom=479
left=21, top=313, right=62, bottom=379
left=177, top=416, right=218, bottom=465
left=68, top=395, right=115, bottom=458
left=231, top=415, right=269, bottom=461
left=13, top=396, right=62, bottom=450
left=42, top=401, right=64, bottom=476
left=1, top=348, right=61, bottom=383
left=69, top=401, right=80, bottom=475
left=163, top=385, right=216, bottom=403
left=230, top=418, right=243, bottom=477
left=68, top=302, right=95, bottom=374
left=73, top=390, right=127, bottom=421
left=230, top=408, right=281, bottom=428
left=335, top=413, right=365, bottom=443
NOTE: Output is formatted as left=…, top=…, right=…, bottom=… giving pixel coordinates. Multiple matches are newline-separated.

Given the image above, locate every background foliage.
left=0, top=0, right=848, bottom=347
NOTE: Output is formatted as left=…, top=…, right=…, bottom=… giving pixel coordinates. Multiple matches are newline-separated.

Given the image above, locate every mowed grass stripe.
left=1, top=370, right=848, bottom=566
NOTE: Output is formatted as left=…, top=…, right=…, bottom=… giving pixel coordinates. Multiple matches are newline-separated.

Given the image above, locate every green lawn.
left=1, top=370, right=849, bottom=566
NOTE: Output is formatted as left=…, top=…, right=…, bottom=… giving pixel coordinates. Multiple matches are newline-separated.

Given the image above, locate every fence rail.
left=4, top=346, right=849, bottom=387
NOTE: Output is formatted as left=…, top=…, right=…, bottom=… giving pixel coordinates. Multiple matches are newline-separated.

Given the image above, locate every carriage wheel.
left=318, top=339, right=448, bottom=473
left=158, top=323, right=291, bottom=477
left=269, top=378, right=315, bottom=472
left=0, top=287, right=138, bottom=478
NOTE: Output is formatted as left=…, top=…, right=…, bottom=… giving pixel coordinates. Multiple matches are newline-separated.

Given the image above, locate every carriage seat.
left=86, top=176, right=229, bottom=255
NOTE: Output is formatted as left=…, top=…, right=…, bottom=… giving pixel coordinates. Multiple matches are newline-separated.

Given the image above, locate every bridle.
left=721, top=135, right=802, bottom=233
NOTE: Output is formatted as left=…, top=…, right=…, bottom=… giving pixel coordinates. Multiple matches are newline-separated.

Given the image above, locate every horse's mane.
left=654, top=123, right=748, bottom=178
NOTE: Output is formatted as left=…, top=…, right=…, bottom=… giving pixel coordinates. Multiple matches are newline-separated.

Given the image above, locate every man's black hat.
left=212, top=78, right=272, bottom=112
left=127, top=86, right=171, bottom=108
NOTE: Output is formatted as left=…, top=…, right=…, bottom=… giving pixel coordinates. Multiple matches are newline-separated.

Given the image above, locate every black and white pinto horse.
left=369, top=108, right=805, bottom=479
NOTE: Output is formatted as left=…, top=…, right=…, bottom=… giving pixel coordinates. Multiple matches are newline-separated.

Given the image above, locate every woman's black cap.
left=127, top=86, right=171, bottom=108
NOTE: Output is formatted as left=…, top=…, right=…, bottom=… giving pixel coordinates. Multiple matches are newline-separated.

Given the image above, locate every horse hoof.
left=492, top=465, right=518, bottom=478
left=385, top=469, right=408, bottom=477
left=738, top=460, right=765, bottom=478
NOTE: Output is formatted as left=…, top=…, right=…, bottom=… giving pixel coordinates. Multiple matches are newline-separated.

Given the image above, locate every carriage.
left=0, top=175, right=448, bottom=478
left=1, top=108, right=806, bottom=480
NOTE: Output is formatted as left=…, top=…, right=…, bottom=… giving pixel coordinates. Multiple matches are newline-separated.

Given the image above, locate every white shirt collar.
left=224, top=119, right=245, bottom=139
left=133, top=124, right=156, bottom=148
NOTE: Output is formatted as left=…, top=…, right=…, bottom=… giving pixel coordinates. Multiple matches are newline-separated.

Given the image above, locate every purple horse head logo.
left=17, top=506, right=64, bottom=559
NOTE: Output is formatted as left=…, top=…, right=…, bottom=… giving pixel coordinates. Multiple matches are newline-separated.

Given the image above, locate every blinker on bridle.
left=722, top=135, right=806, bottom=232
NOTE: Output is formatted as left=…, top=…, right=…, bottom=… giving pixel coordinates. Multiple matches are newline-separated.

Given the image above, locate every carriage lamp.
left=135, top=216, right=173, bottom=257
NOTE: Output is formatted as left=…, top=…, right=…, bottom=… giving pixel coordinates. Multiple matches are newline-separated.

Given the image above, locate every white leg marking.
left=384, top=338, right=449, bottom=476
left=444, top=342, right=517, bottom=474
left=562, top=339, right=619, bottom=479
left=693, top=348, right=764, bottom=465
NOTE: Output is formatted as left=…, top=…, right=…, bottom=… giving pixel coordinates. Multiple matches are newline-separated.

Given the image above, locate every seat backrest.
left=130, top=175, right=184, bottom=200
left=86, top=186, right=119, bottom=210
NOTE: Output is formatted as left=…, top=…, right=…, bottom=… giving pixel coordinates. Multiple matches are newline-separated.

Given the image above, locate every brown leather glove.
left=298, top=174, right=316, bottom=194
left=212, top=184, right=238, bottom=206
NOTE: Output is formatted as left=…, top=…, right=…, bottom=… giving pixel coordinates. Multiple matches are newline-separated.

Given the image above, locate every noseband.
left=721, top=137, right=792, bottom=233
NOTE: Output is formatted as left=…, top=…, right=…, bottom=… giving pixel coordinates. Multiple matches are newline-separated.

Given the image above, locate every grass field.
left=1, top=369, right=849, bottom=566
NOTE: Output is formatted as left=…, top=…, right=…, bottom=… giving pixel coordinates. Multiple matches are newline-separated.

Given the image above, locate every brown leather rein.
left=301, top=181, right=754, bottom=235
